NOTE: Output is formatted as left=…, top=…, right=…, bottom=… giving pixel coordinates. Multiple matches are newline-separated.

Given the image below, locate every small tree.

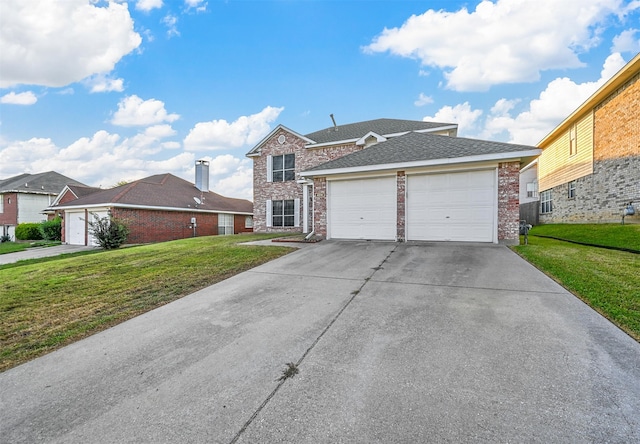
left=40, top=217, right=62, bottom=241
left=87, top=213, right=130, bottom=249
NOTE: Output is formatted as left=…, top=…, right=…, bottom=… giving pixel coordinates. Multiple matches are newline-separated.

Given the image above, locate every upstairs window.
left=569, top=125, right=577, bottom=156
left=540, top=190, right=552, bottom=214
left=267, top=154, right=295, bottom=182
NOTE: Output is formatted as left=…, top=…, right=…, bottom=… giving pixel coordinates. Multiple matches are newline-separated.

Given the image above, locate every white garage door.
left=66, top=211, right=86, bottom=245
left=407, top=170, right=496, bottom=242
left=329, top=177, right=397, bottom=240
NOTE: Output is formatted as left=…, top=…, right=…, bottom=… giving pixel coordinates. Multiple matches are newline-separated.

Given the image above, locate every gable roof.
left=301, top=132, right=541, bottom=176
left=246, top=118, right=458, bottom=156
left=0, top=171, right=86, bottom=194
left=51, top=173, right=253, bottom=214
left=304, top=118, right=457, bottom=146
left=538, top=52, right=640, bottom=148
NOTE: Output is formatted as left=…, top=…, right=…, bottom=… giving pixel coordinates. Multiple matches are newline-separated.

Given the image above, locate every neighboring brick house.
left=247, top=118, right=540, bottom=244
left=0, top=171, right=86, bottom=240
left=536, top=52, right=640, bottom=224
left=49, top=161, right=253, bottom=246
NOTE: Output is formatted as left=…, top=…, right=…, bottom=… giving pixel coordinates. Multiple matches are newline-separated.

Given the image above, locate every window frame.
left=540, top=190, right=553, bottom=214
left=267, top=199, right=299, bottom=228
left=568, top=181, right=576, bottom=199
left=218, top=213, right=234, bottom=235
left=269, top=154, right=295, bottom=182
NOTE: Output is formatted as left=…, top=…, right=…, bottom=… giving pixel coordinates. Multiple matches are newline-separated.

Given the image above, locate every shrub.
left=0, top=234, right=10, bottom=243
left=15, top=223, right=44, bottom=241
left=40, top=217, right=62, bottom=241
left=87, top=213, right=130, bottom=249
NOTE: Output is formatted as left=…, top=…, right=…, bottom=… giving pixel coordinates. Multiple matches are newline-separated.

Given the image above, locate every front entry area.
left=406, top=169, right=496, bottom=242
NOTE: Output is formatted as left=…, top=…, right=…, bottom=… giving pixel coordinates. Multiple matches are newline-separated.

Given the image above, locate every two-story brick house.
left=536, top=52, right=639, bottom=224
left=247, top=118, right=540, bottom=244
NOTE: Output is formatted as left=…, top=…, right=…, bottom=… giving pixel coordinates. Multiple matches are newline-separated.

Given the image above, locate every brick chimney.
left=195, top=160, right=209, bottom=192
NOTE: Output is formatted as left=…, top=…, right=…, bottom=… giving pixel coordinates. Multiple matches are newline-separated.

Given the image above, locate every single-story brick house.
left=49, top=161, right=253, bottom=246
left=247, top=118, right=540, bottom=244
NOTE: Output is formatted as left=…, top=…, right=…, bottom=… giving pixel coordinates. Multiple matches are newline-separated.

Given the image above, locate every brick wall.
left=396, top=172, right=406, bottom=241
left=497, top=162, right=521, bottom=244
left=252, top=128, right=362, bottom=233
left=111, top=208, right=219, bottom=244
left=540, top=73, right=639, bottom=224
left=0, top=193, right=18, bottom=225
left=312, top=177, right=327, bottom=237
left=234, top=214, right=253, bottom=234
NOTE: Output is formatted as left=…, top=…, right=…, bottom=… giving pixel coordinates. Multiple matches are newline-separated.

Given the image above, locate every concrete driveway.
left=1, top=241, right=639, bottom=443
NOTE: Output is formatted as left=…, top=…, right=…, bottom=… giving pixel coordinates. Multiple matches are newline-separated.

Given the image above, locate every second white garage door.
left=328, top=176, right=396, bottom=240
left=407, top=169, right=496, bottom=242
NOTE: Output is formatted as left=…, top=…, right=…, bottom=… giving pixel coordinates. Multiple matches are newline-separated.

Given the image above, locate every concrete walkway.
left=0, top=244, right=97, bottom=265
left=1, top=241, right=639, bottom=443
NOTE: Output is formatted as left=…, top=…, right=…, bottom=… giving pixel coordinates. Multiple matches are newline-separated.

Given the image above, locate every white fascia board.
left=305, top=138, right=361, bottom=149
left=53, top=203, right=253, bottom=215
left=246, top=124, right=315, bottom=156
left=520, top=158, right=538, bottom=173
left=301, top=149, right=542, bottom=177
left=49, top=185, right=73, bottom=206
left=355, top=132, right=387, bottom=146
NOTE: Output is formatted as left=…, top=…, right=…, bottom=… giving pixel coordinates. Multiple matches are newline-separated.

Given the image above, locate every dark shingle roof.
left=66, top=184, right=102, bottom=199
left=304, top=118, right=456, bottom=145
left=303, top=132, right=538, bottom=172
left=52, top=173, right=252, bottom=214
left=0, top=171, right=86, bottom=194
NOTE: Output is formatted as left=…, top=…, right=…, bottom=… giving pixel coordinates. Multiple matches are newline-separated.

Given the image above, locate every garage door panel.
left=329, top=177, right=396, bottom=240
left=407, top=170, right=495, bottom=242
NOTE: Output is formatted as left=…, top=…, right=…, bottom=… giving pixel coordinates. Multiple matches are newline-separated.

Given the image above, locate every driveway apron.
left=1, top=242, right=639, bottom=443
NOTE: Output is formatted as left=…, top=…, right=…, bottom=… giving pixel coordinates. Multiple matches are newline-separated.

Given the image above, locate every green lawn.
left=0, top=241, right=62, bottom=255
left=0, top=234, right=292, bottom=372
left=513, top=225, right=640, bottom=341
left=528, top=223, right=640, bottom=251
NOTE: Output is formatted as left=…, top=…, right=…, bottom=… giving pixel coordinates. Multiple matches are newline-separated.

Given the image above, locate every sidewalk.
left=0, top=244, right=98, bottom=265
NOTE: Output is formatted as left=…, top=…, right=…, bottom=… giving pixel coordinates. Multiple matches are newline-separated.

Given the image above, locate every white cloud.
left=612, top=29, right=640, bottom=53
left=0, top=0, right=141, bottom=88
left=365, top=0, right=623, bottom=91
left=136, top=0, right=163, bottom=12
left=0, top=91, right=37, bottom=105
left=480, top=53, right=628, bottom=144
left=184, top=106, right=284, bottom=151
left=87, top=75, right=125, bottom=93
left=414, top=93, right=434, bottom=107
left=163, top=15, right=180, bottom=38
left=144, top=124, right=177, bottom=139
left=111, top=95, right=180, bottom=127
left=185, top=0, right=208, bottom=12
left=193, top=154, right=253, bottom=200
left=423, top=102, right=483, bottom=134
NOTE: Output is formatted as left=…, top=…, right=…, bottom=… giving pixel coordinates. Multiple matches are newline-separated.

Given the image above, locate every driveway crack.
left=228, top=244, right=398, bottom=444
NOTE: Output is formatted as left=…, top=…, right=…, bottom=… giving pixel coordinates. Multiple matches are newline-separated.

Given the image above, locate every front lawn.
left=0, top=234, right=292, bottom=372
left=513, top=226, right=640, bottom=341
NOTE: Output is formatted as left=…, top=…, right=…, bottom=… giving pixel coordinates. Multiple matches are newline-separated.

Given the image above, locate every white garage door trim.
left=406, top=169, right=497, bottom=242
left=66, top=211, right=86, bottom=245
left=328, top=176, right=397, bottom=240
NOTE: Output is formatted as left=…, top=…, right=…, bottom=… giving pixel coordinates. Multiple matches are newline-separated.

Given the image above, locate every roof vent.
left=195, top=160, right=209, bottom=192
left=330, top=114, right=338, bottom=131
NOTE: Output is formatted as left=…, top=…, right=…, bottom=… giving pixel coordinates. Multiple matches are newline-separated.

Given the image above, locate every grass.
left=528, top=223, right=640, bottom=251
left=513, top=225, right=640, bottom=341
left=0, top=240, right=62, bottom=255
left=0, top=234, right=292, bottom=372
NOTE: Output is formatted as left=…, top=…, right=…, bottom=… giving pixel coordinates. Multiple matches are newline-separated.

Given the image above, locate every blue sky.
left=1, top=0, right=639, bottom=200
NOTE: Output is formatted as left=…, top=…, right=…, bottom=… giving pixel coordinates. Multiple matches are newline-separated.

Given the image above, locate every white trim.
left=294, top=198, right=300, bottom=227
left=266, top=200, right=272, bottom=227
left=266, top=155, right=273, bottom=183
left=355, top=132, right=387, bottom=146
left=302, top=184, right=310, bottom=233
left=50, top=203, right=252, bottom=215
left=301, top=149, right=541, bottom=177
left=246, top=124, right=315, bottom=156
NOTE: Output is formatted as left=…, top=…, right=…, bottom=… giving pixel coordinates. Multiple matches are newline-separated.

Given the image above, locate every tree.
left=87, top=213, right=130, bottom=249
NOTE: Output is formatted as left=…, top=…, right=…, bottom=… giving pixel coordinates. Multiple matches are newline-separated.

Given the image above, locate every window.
left=568, top=181, right=576, bottom=199
left=268, top=154, right=295, bottom=182
left=540, top=190, right=552, bottom=214
left=526, top=181, right=538, bottom=198
left=569, top=124, right=577, bottom=156
left=0, top=194, right=3, bottom=213
left=245, top=216, right=253, bottom=228
left=267, top=199, right=299, bottom=227
left=218, top=213, right=234, bottom=235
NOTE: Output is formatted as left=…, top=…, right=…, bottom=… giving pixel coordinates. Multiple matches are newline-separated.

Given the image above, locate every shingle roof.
left=304, top=118, right=456, bottom=145
left=0, top=171, right=86, bottom=194
left=303, top=132, right=539, bottom=172
left=66, top=184, right=102, bottom=199
left=52, top=173, right=253, bottom=214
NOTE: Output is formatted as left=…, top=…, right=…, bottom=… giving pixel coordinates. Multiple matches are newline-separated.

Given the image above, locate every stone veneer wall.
left=540, top=72, right=639, bottom=224
left=396, top=172, right=406, bottom=241
left=497, top=162, right=521, bottom=244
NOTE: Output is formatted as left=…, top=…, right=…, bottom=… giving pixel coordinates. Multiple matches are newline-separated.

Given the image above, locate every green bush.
left=40, top=217, right=62, bottom=241
left=87, top=213, right=130, bottom=249
left=15, top=223, right=44, bottom=241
